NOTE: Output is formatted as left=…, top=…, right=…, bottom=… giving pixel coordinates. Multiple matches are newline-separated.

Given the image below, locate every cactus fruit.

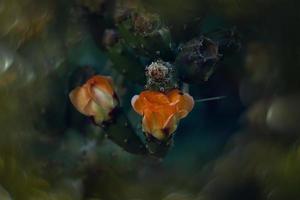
left=176, top=36, right=221, bottom=84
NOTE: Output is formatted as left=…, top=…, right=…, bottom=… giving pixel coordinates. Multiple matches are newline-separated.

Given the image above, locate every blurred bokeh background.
left=0, top=0, right=300, bottom=199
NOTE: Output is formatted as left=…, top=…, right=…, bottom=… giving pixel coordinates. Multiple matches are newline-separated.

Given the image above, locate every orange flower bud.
left=69, top=75, right=118, bottom=125
left=131, top=89, right=194, bottom=140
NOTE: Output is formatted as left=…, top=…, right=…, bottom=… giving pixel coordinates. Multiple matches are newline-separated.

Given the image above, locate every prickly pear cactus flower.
left=69, top=75, right=118, bottom=125
left=131, top=89, right=194, bottom=140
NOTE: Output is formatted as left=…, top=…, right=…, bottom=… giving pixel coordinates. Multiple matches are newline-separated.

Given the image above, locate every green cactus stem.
left=145, top=135, right=173, bottom=158
left=102, top=107, right=147, bottom=155
left=106, top=42, right=145, bottom=84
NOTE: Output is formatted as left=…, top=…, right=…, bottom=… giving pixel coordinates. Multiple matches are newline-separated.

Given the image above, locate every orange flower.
left=69, top=75, right=118, bottom=124
left=131, top=89, right=194, bottom=140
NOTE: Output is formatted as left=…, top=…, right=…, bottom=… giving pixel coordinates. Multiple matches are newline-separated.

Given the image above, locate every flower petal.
left=140, top=91, right=170, bottom=105
left=177, top=93, right=194, bottom=118
left=167, top=89, right=183, bottom=104
left=142, top=112, right=165, bottom=140
left=142, top=114, right=152, bottom=134
left=162, top=113, right=178, bottom=135
left=131, top=95, right=144, bottom=115
left=87, top=75, right=115, bottom=96
left=92, top=86, right=115, bottom=112
left=132, top=89, right=194, bottom=140
left=69, top=85, right=92, bottom=116
left=167, top=89, right=194, bottom=118
left=84, top=100, right=106, bottom=123
left=142, top=108, right=177, bottom=140
left=69, top=75, right=118, bottom=124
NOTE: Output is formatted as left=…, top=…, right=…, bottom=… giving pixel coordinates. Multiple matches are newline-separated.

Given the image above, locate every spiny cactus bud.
left=113, top=7, right=174, bottom=60
left=132, top=12, right=161, bottom=37
left=145, top=60, right=177, bottom=92
left=176, top=36, right=221, bottom=84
